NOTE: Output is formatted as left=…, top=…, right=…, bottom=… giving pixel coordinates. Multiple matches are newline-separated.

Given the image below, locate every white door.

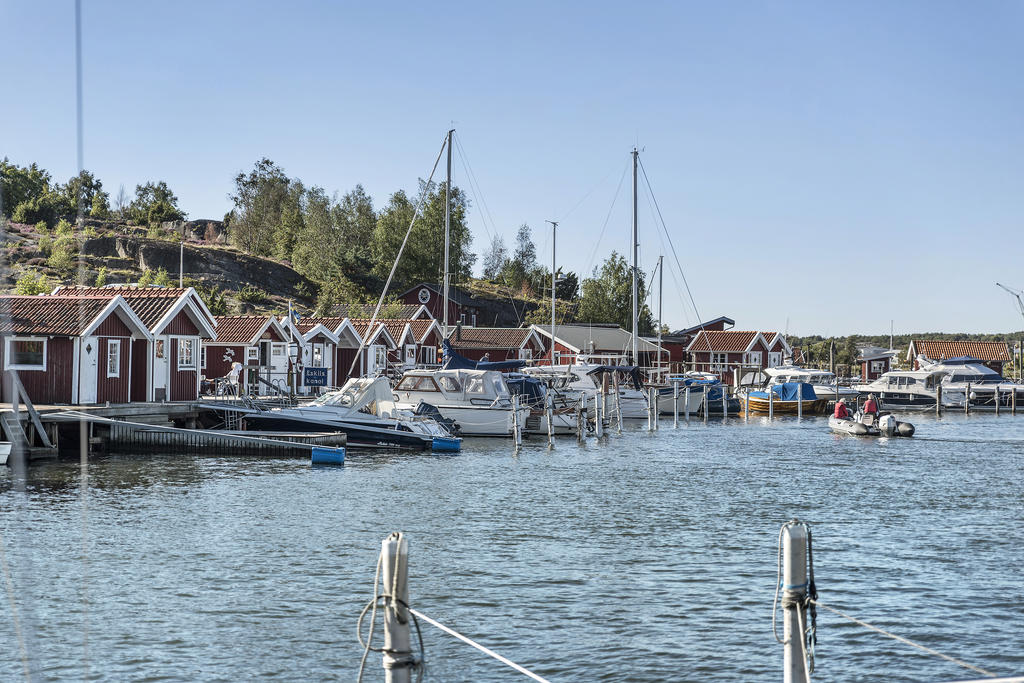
left=80, top=336, right=99, bottom=404
left=768, top=352, right=783, bottom=367
left=153, top=337, right=168, bottom=394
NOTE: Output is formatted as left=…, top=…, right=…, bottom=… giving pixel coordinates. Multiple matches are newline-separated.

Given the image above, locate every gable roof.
left=907, top=340, right=1011, bottom=363
left=53, top=285, right=217, bottom=338
left=671, top=316, right=736, bottom=336
left=530, top=324, right=665, bottom=355
left=210, top=315, right=287, bottom=345
left=408, top=318, right=441, bottom=343
left=449, top=327, right=542, bottom=350
left=348, top=319, right=398, bottom=348
left=686, top=330, right=767, bottom=353
left=761, top=331, right=792, bottom=355
left=0, top=295, right=152, bottom=339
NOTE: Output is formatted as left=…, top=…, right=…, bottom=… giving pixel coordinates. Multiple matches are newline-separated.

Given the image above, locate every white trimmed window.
left=178, top=338, right=196, bottom=370
left=312, top=343, right=325, bottom=368
left=5, top=337, right=46, bottom=370
left=246, top=347, right=259, bottom=362
left=107, top=339, right=121, bottom=377
left=745, top=351, right=763, bottom=366
left=201, top=346, right=207, bottom=369
left=711, top=352, right=728, bottom=365
left=870, top=360, right=886, bottom=374
left=404, top=344, right=416, bottom=365
left=423, top=345, right=437, bottom=365
left=519, top=348, right=533, bottom=360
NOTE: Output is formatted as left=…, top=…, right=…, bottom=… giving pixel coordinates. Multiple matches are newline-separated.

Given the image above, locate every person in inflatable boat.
left=863, top=394, right=879, bottom=416
left=834, top=398, right=851, bottom=419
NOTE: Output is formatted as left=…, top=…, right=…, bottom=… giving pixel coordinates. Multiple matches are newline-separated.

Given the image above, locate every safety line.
left=811, top=600, right=997, bottom=677
left=409, top=608, right=552, bottom=683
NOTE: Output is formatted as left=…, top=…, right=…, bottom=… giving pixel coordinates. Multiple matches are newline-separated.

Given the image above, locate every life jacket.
left=864, top=399, right=879, bottom=414
left=834, top=402, right=850, bottom=418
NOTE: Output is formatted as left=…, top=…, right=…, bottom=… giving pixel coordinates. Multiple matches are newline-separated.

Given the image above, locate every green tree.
left=138, top=269, right=154, bottom=286
left=129, top=181, right=185, bottom=224
left=47, top=236, right=78, bottom=276
left=1, top=159, right=64, bottom=224
left=577, top=251, right=654, bottom=334
left=499, top=223, right=536, bottom=289
left=14, top=270, right=50, bottom=295
left=196, top=284, right=229, bottom=315
left=60, top=170, right=109, bottom=219
left=95, top=266, right=108, bottom=288
left=370, top=181, right=474, bottom=285
left=154, top=267, right=173, bottom=287
left=228, top=158, right=293, bottom=256
left=481, top=234, right=508, bottom=280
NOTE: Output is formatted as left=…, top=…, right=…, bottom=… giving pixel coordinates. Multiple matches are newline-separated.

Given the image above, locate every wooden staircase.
left=2, top=370, right=58, bottom=464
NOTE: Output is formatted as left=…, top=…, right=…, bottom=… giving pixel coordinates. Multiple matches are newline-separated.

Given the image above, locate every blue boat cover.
left=771, top=382, right=817, bottom=400
left=441, top=339, right=527, bottom=371
left=504, top=373, right=546, bottom=404
left=585, top=365, right=644, bottom=391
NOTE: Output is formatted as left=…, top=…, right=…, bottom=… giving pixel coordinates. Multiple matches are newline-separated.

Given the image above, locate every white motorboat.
left=392, top=368, right=531, bottom=437
left=764, top=365, right=859, bottom=403
left=523, top=363, right=649, bottom=419
left=654, top=373, right=733, bottom=415
left=241, top=377, right=461, bottom=451
left=916, top=356, right=1024, bottom=410
left=854, top=370, right=966, bottom=410
left=829, top=411, right=915, bottom=437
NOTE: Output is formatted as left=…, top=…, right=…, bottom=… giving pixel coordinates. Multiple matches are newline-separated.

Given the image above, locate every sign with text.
left=303, top=367, right=328, bottom=386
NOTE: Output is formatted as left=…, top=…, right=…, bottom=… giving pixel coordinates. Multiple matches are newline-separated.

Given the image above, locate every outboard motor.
left=878, top=414, right=897, bottom=437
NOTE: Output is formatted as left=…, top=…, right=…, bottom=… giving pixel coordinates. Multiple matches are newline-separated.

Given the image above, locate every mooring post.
left=1012, top=387, right=1017, bottom=415
left=722, top=385, right=728, bottom=416
left=545, top=392, right=554, bottom=448
left=797, top=386, right=803, bottom=419
left=965, top=383, right=971, bottom=415
left=673, top=380, right=680, bottom=428
left=512, top=395, right=522, bottom=449
left=613, top=374, right=622, bottom=434
left=684, top=385, right=691, bottom=424
left=647, top=387, right=655, bottom=431
left=703, top=387, right=709, bottom=423
left=381, top=533, right=413, bottom=683
left=936, top=384, right=942, bottom=416
left=594, top=394, right=603, bottom=438
left=782, top=521, right=809, bottom=683
left=576, top=399, right=583, bottom=442
left=768, top=389, right=775, bottom=420
left=994, top=385, right=1000, bottom=416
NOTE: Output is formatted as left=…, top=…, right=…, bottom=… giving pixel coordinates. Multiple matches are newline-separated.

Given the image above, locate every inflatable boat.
left=829, top=412, right=915, bottom=437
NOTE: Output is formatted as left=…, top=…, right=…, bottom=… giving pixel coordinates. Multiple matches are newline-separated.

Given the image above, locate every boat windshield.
left=311, top=387, right=359, bottom=407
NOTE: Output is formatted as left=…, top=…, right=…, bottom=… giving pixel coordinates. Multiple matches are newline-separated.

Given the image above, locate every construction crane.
left=996, top=282, right=1024, bottom=323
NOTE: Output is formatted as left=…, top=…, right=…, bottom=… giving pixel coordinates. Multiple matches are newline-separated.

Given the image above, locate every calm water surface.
left=1, top=412, right=1023, bottom=681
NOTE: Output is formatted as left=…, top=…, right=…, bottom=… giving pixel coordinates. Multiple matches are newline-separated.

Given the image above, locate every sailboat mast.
left=443, top=129, right=454, bottom=338
left=657, top=254, right=663, bottom=373
left=631, top=147, right=639, bottom=366
left=546, top=219, right=558, bottom=365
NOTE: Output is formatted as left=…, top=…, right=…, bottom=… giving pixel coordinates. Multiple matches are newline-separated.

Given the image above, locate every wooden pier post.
left=797, top=386, right=803, bottom=419
left=703, top=387, right=709, bottom=423
left=782, top=521, right=809, bottom=683
left=381, top=533, right=414, bottom=683
left=965, top=383, right=971, bottom=415
left=594, top=395, right=603, bottom=438
left=936, top=384, right=942, bottom=416
left=1013, top=387, right=1017, bottom=415
left=722, top=385, right=728, bottom=417
left=576, top=400, right=584, bottom=442
left=684, top=385, right=691, bottom=424
left=768, top=389, right=775, bottom=420
left=648, top=387, right=657, bottom=431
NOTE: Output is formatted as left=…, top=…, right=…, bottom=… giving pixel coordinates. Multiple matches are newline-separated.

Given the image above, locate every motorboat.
left=392, top=368, right=531, bottom=437
left=916, top=356, right=1024, bottom=411
left=854, top=370, right=966, bottom=410
left=655, top=373, right=737, bottom=416
left=741, top=382, right=825, bottom=414
left=829, top=411, right=915, bottom=437
left=241, top=377, right=461, bottom=451
left=763, top=365, right=859, bottom=403
left=524, top=363, right=649, bottom=419
left=505, top=373, right=582, bottom=436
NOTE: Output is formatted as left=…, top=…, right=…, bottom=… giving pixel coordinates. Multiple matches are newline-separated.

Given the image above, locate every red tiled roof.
left=349, top=318, right=409, bottom=344
left=449, top=327, right=534, bottom=349
left=56, top=286, right=208, bottom=331
left=408, top=319, right=438, bottom=342
left=0, top=295, right=113, bottom=335
left=687, top=330, right=760, bottom=353
left=912, top=340, right=1011, bottom=363
left=211, top=316, right=277, bottom=344
left=298, top=317, right=347, bottom=334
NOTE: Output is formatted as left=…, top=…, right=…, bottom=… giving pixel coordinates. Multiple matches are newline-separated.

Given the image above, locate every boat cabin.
left=393, top=369, right=513, bottom=406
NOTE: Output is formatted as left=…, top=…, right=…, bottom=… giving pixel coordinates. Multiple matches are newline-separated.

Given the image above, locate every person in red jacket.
left=834, top=398, right=851, bottom=419
left=863, top=394, right=879, bottom=415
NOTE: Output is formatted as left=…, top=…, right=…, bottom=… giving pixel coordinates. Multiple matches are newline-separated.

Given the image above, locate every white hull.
left=403, top=405, right=530, bottom=437
left=656, top=390, right=705, bottom=415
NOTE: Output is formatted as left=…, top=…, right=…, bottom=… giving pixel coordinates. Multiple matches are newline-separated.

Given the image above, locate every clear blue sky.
left=3, top=1, right=1022, bottom=335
